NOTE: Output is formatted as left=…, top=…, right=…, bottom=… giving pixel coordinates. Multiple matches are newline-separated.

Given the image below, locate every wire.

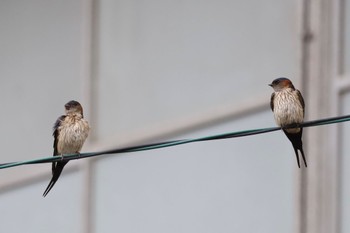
left=1, top=114, right=349, bottom=170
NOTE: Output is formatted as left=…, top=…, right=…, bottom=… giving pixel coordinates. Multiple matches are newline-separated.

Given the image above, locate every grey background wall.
left=0, top=1, right=347, bottom=233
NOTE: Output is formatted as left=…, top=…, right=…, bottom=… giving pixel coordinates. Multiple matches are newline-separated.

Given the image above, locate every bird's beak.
left=268, top=83, right=273, bottom=87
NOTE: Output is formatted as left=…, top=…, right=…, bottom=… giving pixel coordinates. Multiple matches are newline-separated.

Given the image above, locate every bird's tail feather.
left=293, top=147, right=301, bottom=168
left=43, top=162, right=67, bottom=197
left=300, top=147, right=307, bottom=167
left=283, top=129, right=307, bottom=168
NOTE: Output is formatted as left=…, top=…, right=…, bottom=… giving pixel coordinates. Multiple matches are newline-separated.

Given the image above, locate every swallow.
left=269, top=77, right=307, bottom=168
left=43, top=100, right=90, bottom=197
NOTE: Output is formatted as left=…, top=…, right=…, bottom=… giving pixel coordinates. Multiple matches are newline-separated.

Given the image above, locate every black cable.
left=0, top=114, right=349, bottom=170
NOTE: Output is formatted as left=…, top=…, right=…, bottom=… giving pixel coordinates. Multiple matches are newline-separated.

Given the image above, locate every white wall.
left=95, top=0, right=299, bottom=143
left=0, top=1, right=89, bottom=232
left=94, top=111, right=295, bottom=233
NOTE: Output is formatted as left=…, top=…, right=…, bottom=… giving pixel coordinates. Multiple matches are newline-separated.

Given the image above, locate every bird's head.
left=65, top=100, right=84, bottom=116
left=268, top=77, right=295, bottom=92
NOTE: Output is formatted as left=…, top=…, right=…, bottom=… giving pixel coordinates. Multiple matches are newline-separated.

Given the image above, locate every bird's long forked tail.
left=292, top=146, right=307, bottom=168
left=283, top=129, right=307, bottom=168
left=43, top=162, right=67, bottom=197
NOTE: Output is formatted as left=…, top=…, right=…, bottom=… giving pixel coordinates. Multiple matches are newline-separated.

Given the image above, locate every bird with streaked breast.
left=269, top=77, right=307, bottom=168
left=43, top=100, right=90, bottom=197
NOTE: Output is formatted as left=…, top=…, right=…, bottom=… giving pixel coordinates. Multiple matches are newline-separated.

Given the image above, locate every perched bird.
left=269, top=78, right=307, bottom=168
left=43, top=100, right=90, bottom=197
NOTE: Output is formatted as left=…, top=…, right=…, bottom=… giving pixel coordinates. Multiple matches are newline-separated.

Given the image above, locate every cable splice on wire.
left=1, top=114, right=350, bottom=170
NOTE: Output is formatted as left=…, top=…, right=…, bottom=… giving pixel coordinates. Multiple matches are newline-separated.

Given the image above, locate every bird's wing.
left=53, top=115, right=65, bottom=156
left=270, top=92, right=275, bottom=111
left=296, top=90, right=305, bottom=115
left=52, top=115, right=65, bottom=174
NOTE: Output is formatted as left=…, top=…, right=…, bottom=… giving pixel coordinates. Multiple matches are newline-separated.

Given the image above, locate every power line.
left=0, top=114, right=349, bottom=170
